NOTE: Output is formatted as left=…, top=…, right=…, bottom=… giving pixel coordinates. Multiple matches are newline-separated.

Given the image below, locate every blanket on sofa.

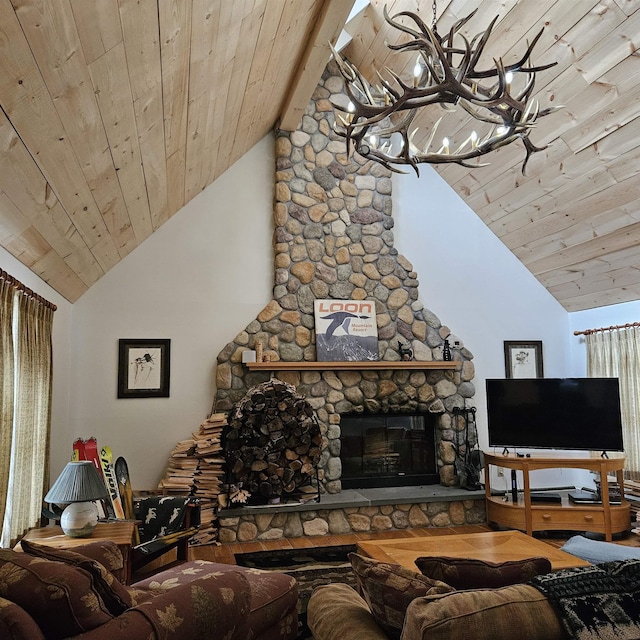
left=531, top=559, right=640, bottom=640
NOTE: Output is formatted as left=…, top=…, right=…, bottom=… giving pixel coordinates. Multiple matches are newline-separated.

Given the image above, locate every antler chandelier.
left=331, top=5, right=559, bottom=175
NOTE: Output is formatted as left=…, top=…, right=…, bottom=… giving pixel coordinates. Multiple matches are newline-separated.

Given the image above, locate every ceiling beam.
left=278, top=0, right=356, bottom=131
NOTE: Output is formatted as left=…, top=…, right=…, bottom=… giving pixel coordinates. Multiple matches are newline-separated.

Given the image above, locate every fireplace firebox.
left=340, top=413, right=439, bottom=489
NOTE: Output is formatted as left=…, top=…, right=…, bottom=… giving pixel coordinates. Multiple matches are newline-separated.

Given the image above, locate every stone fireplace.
left=211, top=62, right=489, bottom=543
left=214, top=61, right=477, bottom=506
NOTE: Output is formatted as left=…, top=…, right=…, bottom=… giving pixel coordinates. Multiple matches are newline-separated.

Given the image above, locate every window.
left=0, top=270, right=55, bottom=547
left=586, top=327, right=640, bottom=480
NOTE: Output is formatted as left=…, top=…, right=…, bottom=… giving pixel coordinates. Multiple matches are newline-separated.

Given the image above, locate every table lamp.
left=44, top=461, right=109, bottom=537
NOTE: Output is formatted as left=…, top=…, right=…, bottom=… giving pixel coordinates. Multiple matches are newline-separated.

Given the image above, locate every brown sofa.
left=307, top=553, right=640, bottom=640
left=0, top=539, right=298, bottom=639
left=308, top=582, right=563, bottom=640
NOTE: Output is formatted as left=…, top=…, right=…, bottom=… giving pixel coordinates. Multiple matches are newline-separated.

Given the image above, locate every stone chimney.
left=214, top=61, right=475, bottom=494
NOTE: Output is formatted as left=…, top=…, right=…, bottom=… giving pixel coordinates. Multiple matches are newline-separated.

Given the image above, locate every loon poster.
left=314, top=299, right=379, bottom=361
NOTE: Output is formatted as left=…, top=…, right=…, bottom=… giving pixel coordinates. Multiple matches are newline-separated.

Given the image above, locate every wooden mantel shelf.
left=245, top=360, right=460, bottom=371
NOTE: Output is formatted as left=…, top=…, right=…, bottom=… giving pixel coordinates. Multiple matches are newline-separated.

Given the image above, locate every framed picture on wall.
left=504, top=341, right=543, bottom=379
left=314, top=299, right=379, bottom=361
left=118, top=339, right=171, bottom=398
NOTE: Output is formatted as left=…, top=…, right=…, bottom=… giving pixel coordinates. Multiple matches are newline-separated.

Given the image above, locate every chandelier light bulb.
left=347, top=101, right=355, bottom=124
left=505, top=71, right=513, bottom=91
left=413, top=61, right=422, bottom=87
left=470, top=130, right=478, bottom=148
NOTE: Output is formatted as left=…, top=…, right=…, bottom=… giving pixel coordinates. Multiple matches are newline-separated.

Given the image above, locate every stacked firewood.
left=158, top=439, right=197, bottom=494
left=157, top=413, right=228, bottom=546
left=190, top=414, right=226, bottom=545
left=224, top=379, right=321, bottom=500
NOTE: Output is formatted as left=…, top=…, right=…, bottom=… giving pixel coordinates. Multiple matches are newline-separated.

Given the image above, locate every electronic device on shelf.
left=486, top=378, right=624, bottom=453
left=568, top=488, right=622, bottom=505
left=568, top=490, right=602, bottom=504
left=529, top=492, right=562, bottom=504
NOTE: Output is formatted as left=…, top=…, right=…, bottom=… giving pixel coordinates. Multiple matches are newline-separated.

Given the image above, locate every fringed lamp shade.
left=45, top=461, right=109, bottom=537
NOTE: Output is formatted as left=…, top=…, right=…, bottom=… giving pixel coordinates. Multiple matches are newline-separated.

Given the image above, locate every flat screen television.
left=486, top=377, right=624, bottom=452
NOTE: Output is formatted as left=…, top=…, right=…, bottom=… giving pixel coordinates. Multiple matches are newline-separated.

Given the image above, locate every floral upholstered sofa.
left=0, top=539, right=298, bottom=639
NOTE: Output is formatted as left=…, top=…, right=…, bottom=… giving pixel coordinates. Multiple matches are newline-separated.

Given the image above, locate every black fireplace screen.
left=340, top=413, right=439, bottom=488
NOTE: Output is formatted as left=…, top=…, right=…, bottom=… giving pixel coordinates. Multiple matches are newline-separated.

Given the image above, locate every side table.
left=16, top=521, right=137, bottom=584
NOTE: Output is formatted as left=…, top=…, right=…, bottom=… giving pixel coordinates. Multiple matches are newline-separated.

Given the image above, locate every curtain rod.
left=574, top=322, right=640, bottom=336
left=0, top=269, right=57, bottom=312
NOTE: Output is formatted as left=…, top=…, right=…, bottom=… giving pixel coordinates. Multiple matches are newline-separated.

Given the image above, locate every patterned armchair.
left=1, top=539, right=298, bottom=640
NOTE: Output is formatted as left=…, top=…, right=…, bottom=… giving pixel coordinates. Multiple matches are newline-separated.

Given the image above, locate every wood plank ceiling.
left=0, top=0, right=639, bottom=313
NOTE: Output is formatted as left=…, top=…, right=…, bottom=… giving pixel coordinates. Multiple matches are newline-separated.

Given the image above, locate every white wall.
left=394, top=166, right=576, bottom=489
left=393, top=166, right=571, bottom=442
left=0, top=246, right=73, bottom=477
left=66, top=134, right=275, bottom=489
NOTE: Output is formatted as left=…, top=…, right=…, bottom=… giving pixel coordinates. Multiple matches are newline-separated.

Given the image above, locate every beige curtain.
left=0, top=285, right=54, bottom=547
left=0, top=278, right=15, bottom=534
left=586, top=326, right=640, bottom=479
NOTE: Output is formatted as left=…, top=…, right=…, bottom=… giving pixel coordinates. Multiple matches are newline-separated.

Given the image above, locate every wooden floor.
left=184, top=524, right=640, bottom=567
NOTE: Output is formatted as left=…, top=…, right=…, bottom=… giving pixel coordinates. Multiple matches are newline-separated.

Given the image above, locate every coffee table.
left=356, top=530, right=589, bottom=571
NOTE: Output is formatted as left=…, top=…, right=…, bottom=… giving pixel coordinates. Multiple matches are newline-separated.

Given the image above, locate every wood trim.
left=245, top=360, right=460, bottom=371
left=278, top=0, right=356, bottom=130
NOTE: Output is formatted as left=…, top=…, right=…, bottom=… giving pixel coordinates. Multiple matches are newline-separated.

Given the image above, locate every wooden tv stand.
left=483, top=451, right=630, bottom=541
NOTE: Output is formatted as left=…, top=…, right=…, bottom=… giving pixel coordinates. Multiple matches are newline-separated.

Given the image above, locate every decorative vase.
left=60, top=501, right=99, bottom=538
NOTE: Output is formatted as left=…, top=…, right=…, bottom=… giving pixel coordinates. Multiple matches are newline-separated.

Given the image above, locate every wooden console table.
left=17, top=521, right=137, bottom=583
left=484, top=451, right=630, bottom=541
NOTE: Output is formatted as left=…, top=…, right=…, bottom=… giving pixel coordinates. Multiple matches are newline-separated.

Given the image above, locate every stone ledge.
left=219, top=485, right=486, bottom=518
left=217, top=489, right=487, bottom=542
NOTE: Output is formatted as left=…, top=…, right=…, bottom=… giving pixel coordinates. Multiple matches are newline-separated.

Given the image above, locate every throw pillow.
left=415, top=555, right=552, bottom=589
left=20, top=539, right=132, bottom=615
left=349, top=553, right=454, bottom=640
left=0, top=549, right=113, bottom=640
left=65, top=539, right=126, bottom=582
left=560, top=535, right=640, bottom=564
left=401, top=583, right=563, bottom=640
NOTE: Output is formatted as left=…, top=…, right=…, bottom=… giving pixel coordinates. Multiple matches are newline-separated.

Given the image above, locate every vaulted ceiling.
left=1, top=0, right=639, bottom=312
